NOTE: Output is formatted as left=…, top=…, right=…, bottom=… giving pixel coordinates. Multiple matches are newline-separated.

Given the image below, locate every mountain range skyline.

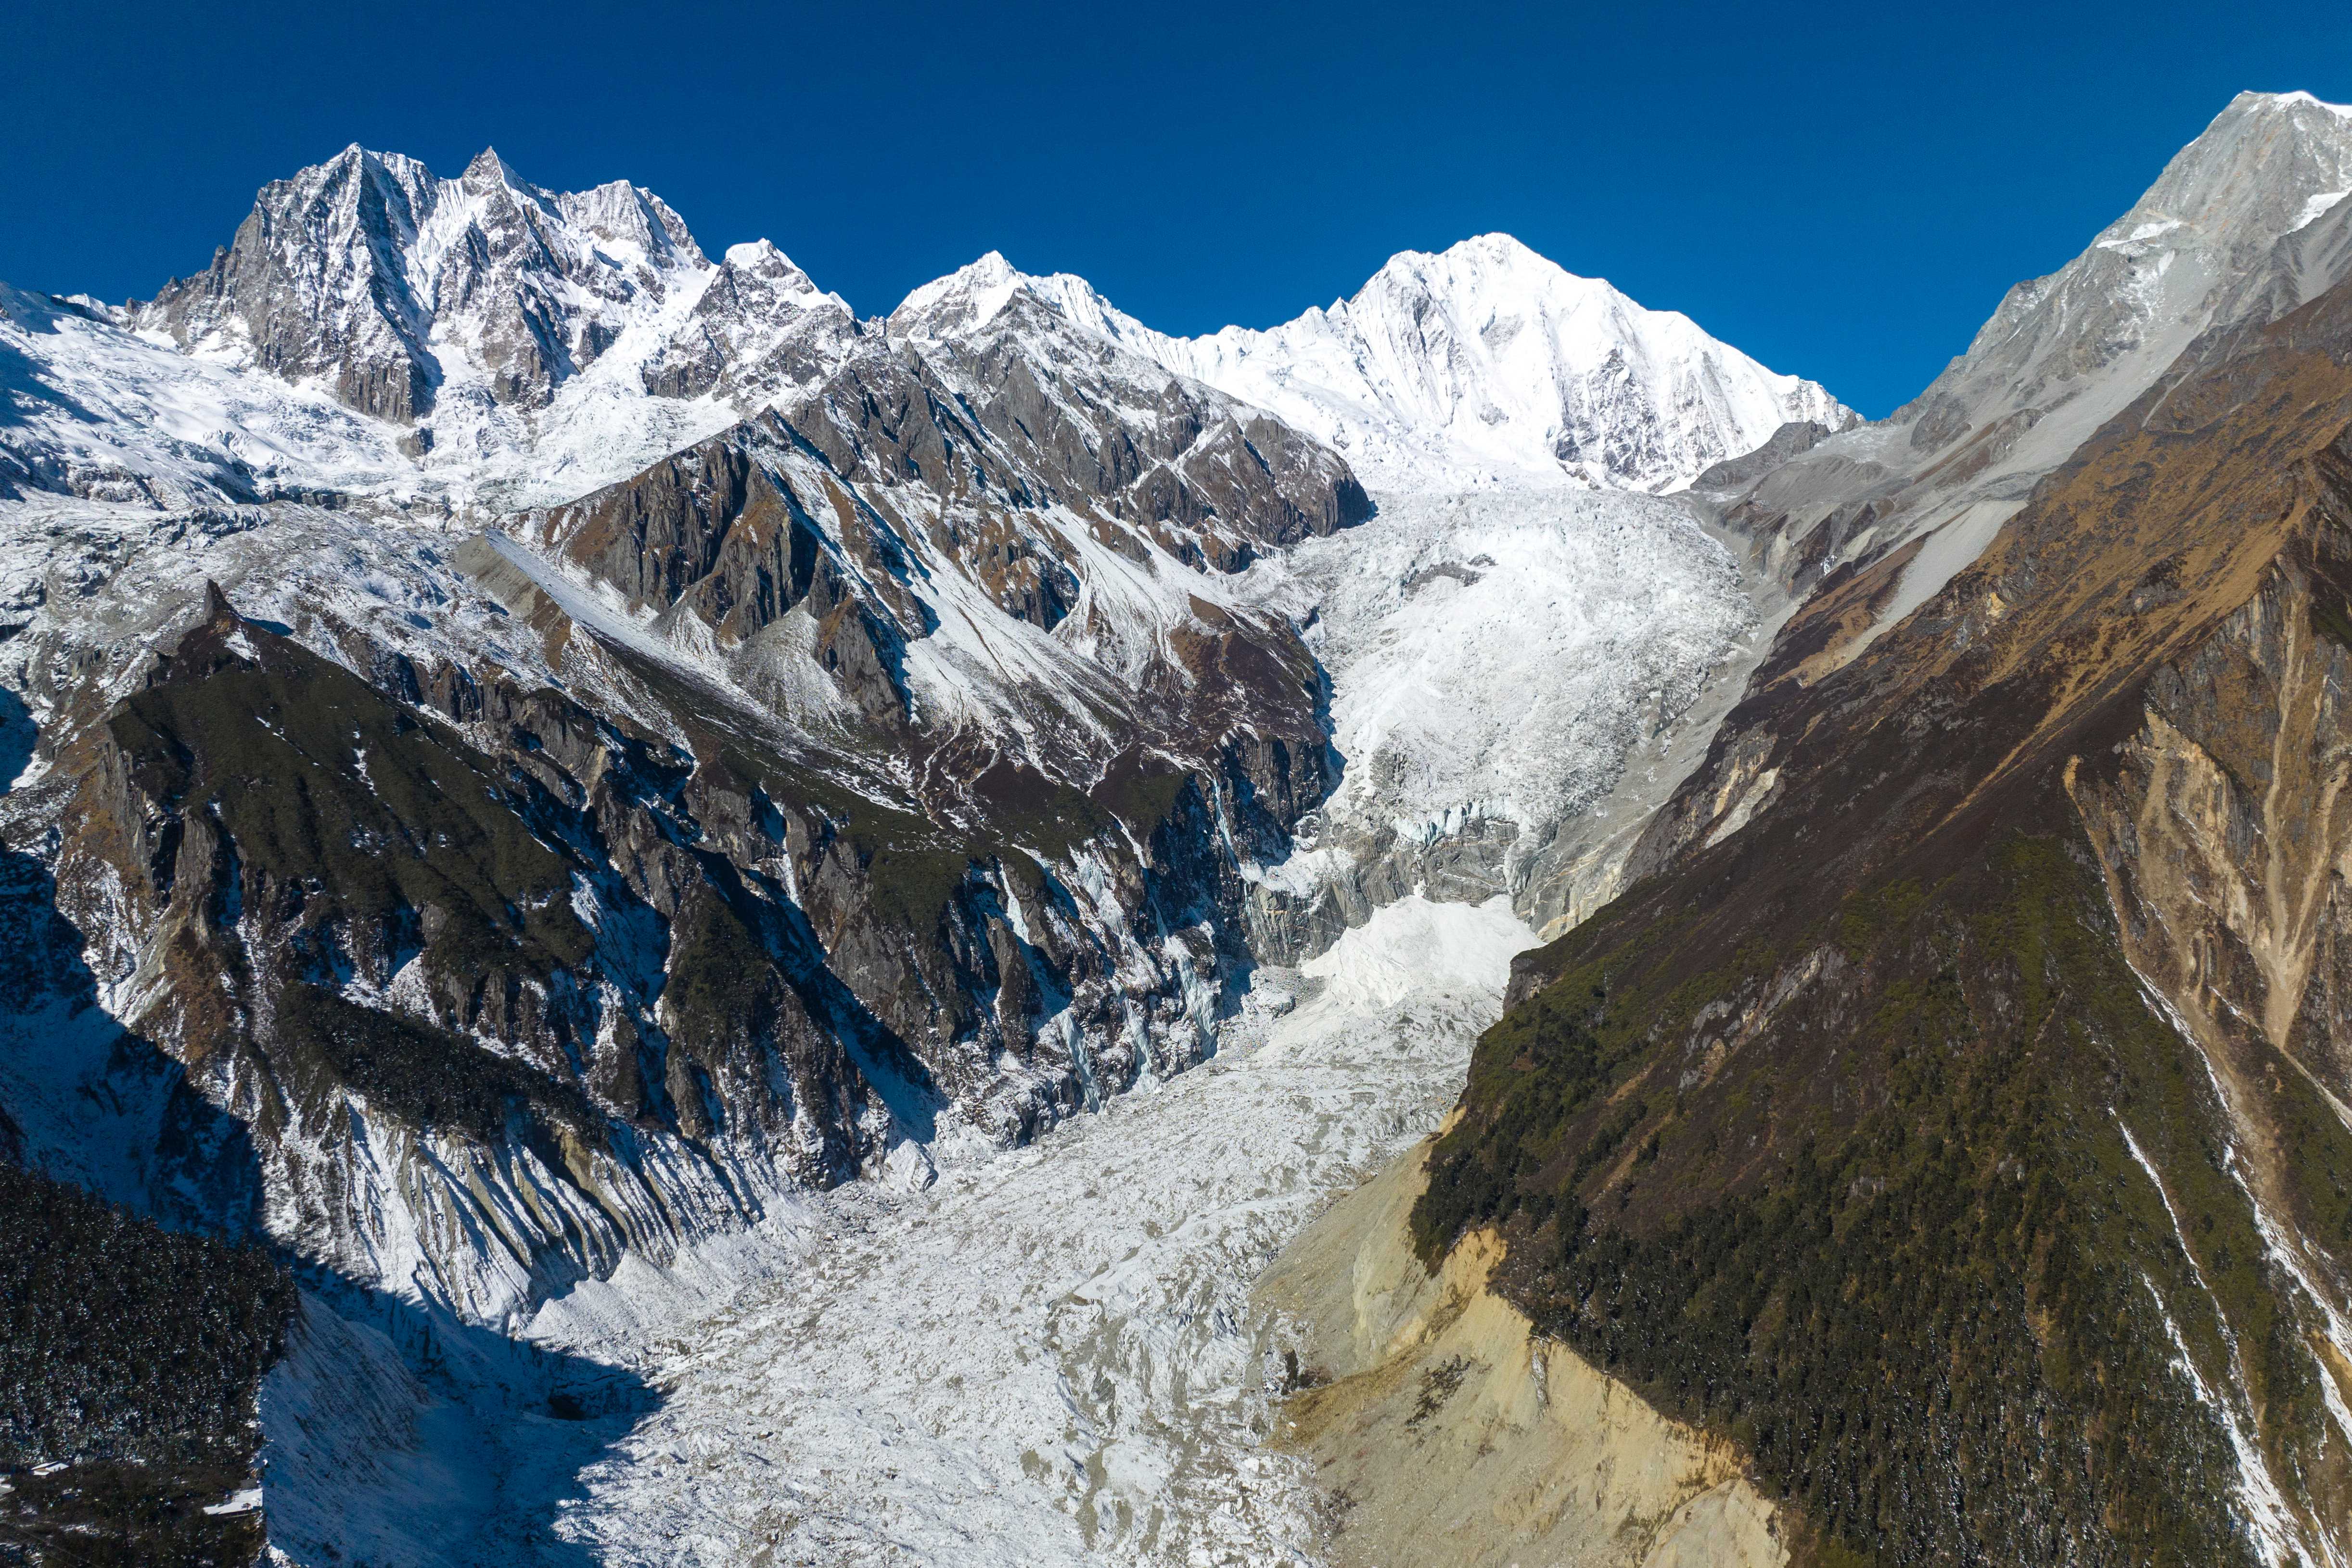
left=9, top=0, right=2352, bottom=416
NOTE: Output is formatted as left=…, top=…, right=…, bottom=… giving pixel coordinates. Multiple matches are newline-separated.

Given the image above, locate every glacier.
left=0, top=137, right=1846, bottom=1566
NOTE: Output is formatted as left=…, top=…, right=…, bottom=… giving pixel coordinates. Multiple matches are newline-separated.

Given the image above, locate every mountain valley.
left=4, top=88, right=2352, bottom=1568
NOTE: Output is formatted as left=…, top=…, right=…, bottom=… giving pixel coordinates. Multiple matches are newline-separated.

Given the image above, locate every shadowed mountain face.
left=1414, top=146, right=2352, bottom=1568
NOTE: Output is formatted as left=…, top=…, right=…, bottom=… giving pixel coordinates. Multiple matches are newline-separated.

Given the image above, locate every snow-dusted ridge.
left=888, top=235, right=1853, bottom=494
left=8, top=144, right=859, bottom=515
left=1714, top=88, right=2352, bottom=667
left=10, top=140, right=1851, bottom=519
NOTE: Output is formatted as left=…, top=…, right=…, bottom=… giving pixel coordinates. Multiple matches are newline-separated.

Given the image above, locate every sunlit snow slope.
left=1116, top=235, right=1851, bottom=493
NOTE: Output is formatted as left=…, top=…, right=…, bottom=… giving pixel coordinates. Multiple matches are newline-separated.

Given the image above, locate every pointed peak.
left=924, top=250, right=1024, bottom=295
left=1449, top=232, right=1541, bottom=261
left=1444, top=233, right=1594, bottom=282
left=203, top=580, right=239, bottom=627
left=462, top=146, right=524, bottom=190
left=278, top=142, right=377, bottom=190
left=888, top=252, right=1038, bottom=340
left=1356, top=233, right=1610, bottom=309
left=964, top=250, right=1017, bottom=282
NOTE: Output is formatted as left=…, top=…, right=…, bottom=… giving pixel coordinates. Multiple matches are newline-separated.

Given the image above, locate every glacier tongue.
left=529, top=896, right=1537, bottom=1567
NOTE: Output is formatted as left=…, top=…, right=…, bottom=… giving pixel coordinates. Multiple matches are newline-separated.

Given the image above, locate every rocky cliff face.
left=135, top=146, right=719, bottom=423
left=59, top=146, right=860, bottom=512
left=1, top=173, right=1380, bottom=1332
left=1411, top=191, right=2352, bottom=1566
left=1257, top=1140, right=1786, bottom=1568
left=1698, top=91, right=2352, bottom=629
left=638, top=239, right=859, bottom=404
left=28, top=584, right=1232, bottom=1324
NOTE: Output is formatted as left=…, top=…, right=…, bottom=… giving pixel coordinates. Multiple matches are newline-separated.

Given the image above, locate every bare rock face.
left=821, top=300, right=1369, bottom=564
left=135, top=147, right=442, bottom=421
left=640, top=240, right=860, bottom=403
left=134, top=145, right=714, bottom=423
left=1256, top=1145, right=1786, bottom=1568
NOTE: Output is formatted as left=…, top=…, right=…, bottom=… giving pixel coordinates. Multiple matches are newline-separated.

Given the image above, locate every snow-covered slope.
left=1, top=283, right=416, bottom=509
left=1143, top=236, right=1848, bottom=491
left=1713, top=90, right=2352, bottom=655
left=889, top=238, right=1850, bottom=493
left=1231, top=484, right=1769, bottom=946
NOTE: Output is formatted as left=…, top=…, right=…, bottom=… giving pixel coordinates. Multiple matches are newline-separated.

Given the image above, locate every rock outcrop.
left=136, top=146, right=717, bottom=423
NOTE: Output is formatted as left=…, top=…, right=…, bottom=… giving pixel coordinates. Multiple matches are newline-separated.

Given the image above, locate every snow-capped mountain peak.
left=129, top=142, right=717, bottom=432
left=887, top=250, right=1025, bottom=340
left=883, top=233, right=1849, bottom=493
left=1140, top=233, right=1852, bottom=493
left=719, top=238, right=817, bottom=288
left=885, top=250, right=1125, bottom=344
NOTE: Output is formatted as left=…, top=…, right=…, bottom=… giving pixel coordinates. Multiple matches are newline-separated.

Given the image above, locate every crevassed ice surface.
left=535, top=896, right=1537, bottom=1567
left=1243, top=484, right=1755, bottom=882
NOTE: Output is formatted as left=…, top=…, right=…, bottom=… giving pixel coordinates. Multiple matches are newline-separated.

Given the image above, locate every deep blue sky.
left=6, top=2, right=2349, bottom=415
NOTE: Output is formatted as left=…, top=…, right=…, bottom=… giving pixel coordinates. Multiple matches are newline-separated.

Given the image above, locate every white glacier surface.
left=517, top=896, right=1536, bottom=1567
left=1240, top=482, right=1756, bottom=898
